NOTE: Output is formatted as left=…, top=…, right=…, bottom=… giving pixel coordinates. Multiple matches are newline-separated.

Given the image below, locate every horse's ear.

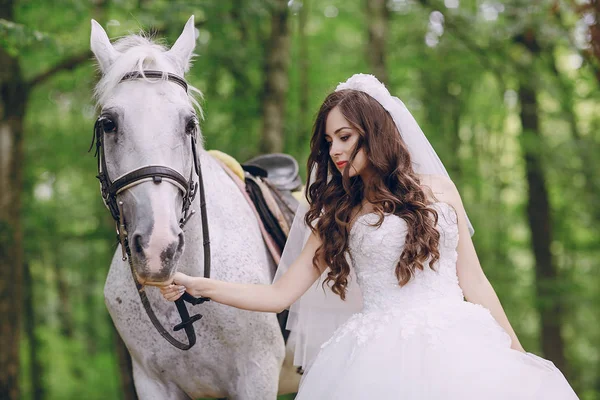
left=90, top=19, right=119, bottom=73
left=168, top=16, right=197, bottom=73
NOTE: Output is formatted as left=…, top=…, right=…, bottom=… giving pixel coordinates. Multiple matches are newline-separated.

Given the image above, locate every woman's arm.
left=432, top=176, right=525, bottom=352
left=161, top=232, right=325, bottom=314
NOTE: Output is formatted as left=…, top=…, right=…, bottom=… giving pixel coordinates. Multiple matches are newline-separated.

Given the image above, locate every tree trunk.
left=0, top=2, right=27, bottom=398
left=573, top=0, right=600, bottom=82
left=83, top=267, right=99, bottom=355
left=548, top=51, right=600, bottom=224
left=297, top=0, right=310, bottom=150
left=517, top=31, right=568, bottom=377
left=52, top=246, right=75, bottom=339
left=365, top=0, right=389, bottom=85
left=259, top=0, right=291, bottom=154
left=113, top=323, right=138, bottom=400
left=228, top=0, right=258, bottom=157
left=420, top=67, right=464, bottom=182
left=23, top=262, right=44, bottom=400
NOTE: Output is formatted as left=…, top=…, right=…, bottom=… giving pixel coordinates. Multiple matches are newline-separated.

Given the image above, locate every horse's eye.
left=185, top=117, right=197, bottom=135
left=101, top=118, right=117, bottom=133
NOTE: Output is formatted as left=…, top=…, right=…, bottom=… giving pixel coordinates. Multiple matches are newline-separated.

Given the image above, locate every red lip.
left=336, top=161, right=348, bottom=168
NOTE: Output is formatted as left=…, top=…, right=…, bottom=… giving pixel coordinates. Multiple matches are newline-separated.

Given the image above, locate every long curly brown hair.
left=305, top=89, right=441, bottom=300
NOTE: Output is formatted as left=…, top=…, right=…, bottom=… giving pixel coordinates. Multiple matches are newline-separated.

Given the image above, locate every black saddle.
left=243, top=153, right=302, bottom=192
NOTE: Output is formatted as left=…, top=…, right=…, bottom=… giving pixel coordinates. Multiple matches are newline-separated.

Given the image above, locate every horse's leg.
left=132, top=359, right=191, bottom=400
left=278, top=344, right=302, bottom=395
left=227, top=351, right=282, bottom=400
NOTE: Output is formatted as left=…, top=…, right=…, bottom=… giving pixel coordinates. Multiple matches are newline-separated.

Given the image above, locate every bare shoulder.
left=418, top=174, right=462, bottom=208
left=419, top=174, right=458, bottom=197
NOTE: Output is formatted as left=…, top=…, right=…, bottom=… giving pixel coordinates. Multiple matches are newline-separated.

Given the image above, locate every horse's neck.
left=182, top=150, right=225, bottom=236
left=178, top=150, right=246, bottom=272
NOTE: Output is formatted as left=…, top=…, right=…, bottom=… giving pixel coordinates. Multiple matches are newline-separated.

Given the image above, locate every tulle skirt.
left=295, top=300, right=578, bottom=399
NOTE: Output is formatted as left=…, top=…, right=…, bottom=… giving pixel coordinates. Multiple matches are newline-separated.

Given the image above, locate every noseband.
left=90, top=70, right=210, bottom=350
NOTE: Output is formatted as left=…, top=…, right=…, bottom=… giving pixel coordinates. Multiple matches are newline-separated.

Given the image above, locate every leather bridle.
left=90, top=70, right=210, bottom=350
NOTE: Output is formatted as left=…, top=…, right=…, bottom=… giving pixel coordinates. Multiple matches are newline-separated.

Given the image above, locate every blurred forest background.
left=1, top=0, right=599, bottom=399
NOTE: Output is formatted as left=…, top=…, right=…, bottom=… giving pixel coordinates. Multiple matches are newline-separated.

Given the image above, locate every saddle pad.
left=210, top=155, right=282, bottom=265
left=207, top=149, right=245, bottom=182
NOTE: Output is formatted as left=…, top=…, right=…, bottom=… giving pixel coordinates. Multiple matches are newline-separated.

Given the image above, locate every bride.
left=160, top=74, right=578, bottom=399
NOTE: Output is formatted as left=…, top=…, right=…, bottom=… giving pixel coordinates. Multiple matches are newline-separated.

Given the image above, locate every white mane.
left=94, top=34, right=202, bottom=114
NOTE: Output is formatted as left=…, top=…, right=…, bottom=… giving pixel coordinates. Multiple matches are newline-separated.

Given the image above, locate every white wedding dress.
left=295, top=202, right=578, bottom=399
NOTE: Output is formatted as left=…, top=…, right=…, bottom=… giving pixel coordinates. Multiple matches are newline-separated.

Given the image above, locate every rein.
left=90, top=70, right=210, bottom=350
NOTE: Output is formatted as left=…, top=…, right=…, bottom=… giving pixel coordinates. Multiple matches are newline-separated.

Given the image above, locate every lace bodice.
left=319, top=202, right=510, bottom=355
left=349, top=202, right=464, bottom=313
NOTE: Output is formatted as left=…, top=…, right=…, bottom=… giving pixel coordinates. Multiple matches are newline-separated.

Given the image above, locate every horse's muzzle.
left=130, top=230, right=184, bottom=284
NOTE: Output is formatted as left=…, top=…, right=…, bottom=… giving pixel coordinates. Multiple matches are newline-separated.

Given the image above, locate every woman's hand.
left=160, top=272, right=202, bottom=301
left=160, top=283, right=186, bottom=302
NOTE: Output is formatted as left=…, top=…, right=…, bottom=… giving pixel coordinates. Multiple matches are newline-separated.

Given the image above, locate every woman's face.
left=325, top=106, right=370, bottom=178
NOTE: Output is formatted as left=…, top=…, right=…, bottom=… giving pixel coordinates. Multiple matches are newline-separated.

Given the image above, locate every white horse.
left=90, top=16, right=298, bottom=399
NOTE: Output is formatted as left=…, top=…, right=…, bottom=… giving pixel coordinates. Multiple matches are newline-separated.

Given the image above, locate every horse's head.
left=90, top=17, right=201, bottom=286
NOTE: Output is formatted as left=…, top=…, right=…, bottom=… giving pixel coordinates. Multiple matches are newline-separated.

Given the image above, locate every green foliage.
left=0, top=19, right=55, bottom=56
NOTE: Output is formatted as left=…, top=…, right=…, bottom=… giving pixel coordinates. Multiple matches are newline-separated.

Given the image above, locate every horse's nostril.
left=132, top=234, right=144, bottom=255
